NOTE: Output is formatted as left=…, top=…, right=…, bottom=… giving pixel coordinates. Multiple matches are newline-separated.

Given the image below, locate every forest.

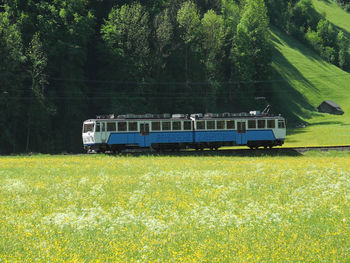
left=1, top=0, right=349, bottom=153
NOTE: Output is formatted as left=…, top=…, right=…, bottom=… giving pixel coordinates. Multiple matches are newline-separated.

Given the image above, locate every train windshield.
left=278, top=120, right=285, bottom=128
left=83, top=123, right=94, bottom=133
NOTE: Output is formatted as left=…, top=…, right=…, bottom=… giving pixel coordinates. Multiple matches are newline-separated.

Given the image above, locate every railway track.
left=285, top=145, right=350, bottom=153
left=100, top=145, right=350, bottom=156
left=207, top=145, right=350, bottom=156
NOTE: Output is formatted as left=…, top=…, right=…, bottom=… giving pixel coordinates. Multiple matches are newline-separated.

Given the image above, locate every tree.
left=264, top=0, right=288, bottom=28
left=154, top=8, right=173, bottom=64
left=177, top=1, right=201, bottom=45
left=33, top=0, right=95, bottom=153
left=0, top=10, right=25, bottom=153
left=337, top=31, right=350, bottom=70
left=292, top=0, right=319, bottom=33
left=177, top=1, right=201, bottom=80
left=101, top=3, right=151, bottom=113
left=231, top=0, right=272, bottom=108
left=177, top=1, right=203, bottom=111
left=27, top=33, right=49, bottom=109
left=25, top=32, right=54, bottom=152
left=201, top=10, right=225, bottom=79
left=221, top=0, right=240, bottom=42
left=101, top=3, right=151, bottom=79
left=316, top=19, right=337, bottom=48
left=218, top=0, right=241, bottom=110
left=200, top=10, right=225, bottom=110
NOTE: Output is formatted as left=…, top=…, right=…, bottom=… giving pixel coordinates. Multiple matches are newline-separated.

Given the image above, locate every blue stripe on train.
left=107, top=132, right=193, bottom=147
left=106, top=130, right=276, bottom=147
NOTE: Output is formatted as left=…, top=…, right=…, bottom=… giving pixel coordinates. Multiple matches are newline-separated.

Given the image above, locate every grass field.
left=1, top=153, right=350, bottom=262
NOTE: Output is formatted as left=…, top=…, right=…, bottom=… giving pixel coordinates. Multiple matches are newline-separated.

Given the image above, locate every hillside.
left=270, top=23, right=350, bottom=146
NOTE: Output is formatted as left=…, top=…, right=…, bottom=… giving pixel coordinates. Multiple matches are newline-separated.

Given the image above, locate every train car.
left=82, top=112, right=286, bottom=153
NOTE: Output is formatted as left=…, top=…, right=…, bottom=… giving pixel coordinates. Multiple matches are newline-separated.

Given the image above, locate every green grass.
left=312, top=0, right=350, bottom=35
left=1, top=154, right=350, bottom=262
left=270, top=26, right=350, bottom=147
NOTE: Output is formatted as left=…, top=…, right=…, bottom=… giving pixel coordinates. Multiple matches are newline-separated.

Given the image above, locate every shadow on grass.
left=271, top=33, right=282, bottom=45
left=309, top=121, right=349, bottom=126
left=268, top=48, right=316, bottom=128
left=110, top=148, right=302, bottom=157
left=287, top=128, right=309, bottom=135
left=271, top=27, right=324, bottom=63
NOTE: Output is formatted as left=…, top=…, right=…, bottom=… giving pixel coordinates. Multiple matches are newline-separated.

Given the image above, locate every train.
left=82, top=111, right=286, bottom=153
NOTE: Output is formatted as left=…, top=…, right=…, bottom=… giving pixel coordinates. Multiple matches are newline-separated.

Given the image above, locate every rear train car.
left=82, top=112, right=286, bottom=153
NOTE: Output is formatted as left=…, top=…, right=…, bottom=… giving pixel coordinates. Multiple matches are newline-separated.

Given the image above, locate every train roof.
left=84, top=112, right=285, bottom=122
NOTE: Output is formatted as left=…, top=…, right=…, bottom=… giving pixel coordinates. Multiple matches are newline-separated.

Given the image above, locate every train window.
left=162, top=121, right=171, bottom=131
left=95, top=123, right=100, bottom=132
left=102, top=123, right=106, bottom=132
left=118, top=122, right=127, bottom=132
left=152, top=122, right=161, bottom=131
left=197, top=121, right=205, bottom=130
left=226, top=120, right=235, bottom=129
left=184, top=121, right=192, bottom=130
left=83, top=123, right=94, bottom=133
left=128, top=122, right=138, bottom=131
left=248, top=120, right=256, bottom=129
left=172, top=121, right=181, bottom=130
left=207, top=121, right=215, bottom=130
left=216, top=121, right=225, bottom=130
left=278, top=120, right=285, bottom=128
left=107, top=122, right=116, bottom=132
left=267, top=120, right=276, bottom=128
left=258, top=120, right=265, bottom=129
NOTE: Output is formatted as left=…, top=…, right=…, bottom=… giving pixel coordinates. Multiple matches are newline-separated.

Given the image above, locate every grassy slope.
left=269, top=2, right=350, bottom=147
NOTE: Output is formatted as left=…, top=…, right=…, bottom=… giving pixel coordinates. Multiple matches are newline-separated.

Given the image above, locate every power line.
left=2, top=72, right=349, bottom=99
left=4, top=74, right=350, bottom=94
left=47, top=72, right=350, bottom=85
left=1, top=88, right=348, bottom=99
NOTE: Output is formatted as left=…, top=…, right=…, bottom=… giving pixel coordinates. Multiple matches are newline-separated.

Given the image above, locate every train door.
left=191, top=120, right=196, bottom=143
left=237, top=120, right=247, bottom=145
left=139, top=122, right=151, bottom=147
left=101, top=122, right=107, bottom=143
left=94, top=122, right=101, bottom=143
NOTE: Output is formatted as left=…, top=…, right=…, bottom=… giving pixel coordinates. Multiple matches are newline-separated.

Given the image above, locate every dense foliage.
left=0, top=0, right=349, bottom=153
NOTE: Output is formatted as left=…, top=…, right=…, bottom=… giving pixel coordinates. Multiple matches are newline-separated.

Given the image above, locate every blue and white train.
left=82, top=112, right=286, bottom=153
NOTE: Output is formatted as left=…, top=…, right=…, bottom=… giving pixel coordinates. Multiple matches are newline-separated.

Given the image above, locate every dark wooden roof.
left=320, top=100, right=342, bottom=109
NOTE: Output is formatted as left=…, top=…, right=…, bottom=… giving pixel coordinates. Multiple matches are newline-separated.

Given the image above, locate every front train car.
left=82, top=120, right=98, bottom=153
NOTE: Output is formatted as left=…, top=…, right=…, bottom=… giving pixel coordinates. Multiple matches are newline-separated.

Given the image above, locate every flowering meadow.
left=1, top=153, right=350, bottom=262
